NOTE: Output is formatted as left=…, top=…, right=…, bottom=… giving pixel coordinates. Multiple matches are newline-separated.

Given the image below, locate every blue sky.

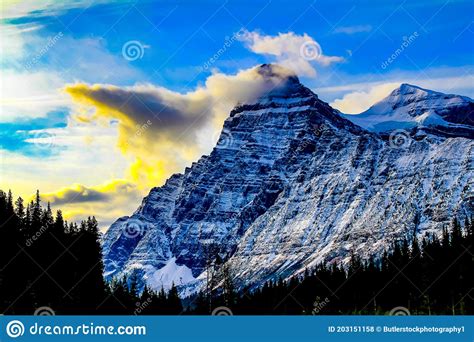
left=1, top=0, right=473, bottom=227
left=4, top=0, right=474, bottom=90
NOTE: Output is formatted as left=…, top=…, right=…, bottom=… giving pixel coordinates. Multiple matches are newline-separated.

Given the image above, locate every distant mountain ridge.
left=342, top=83, right=474, bottom=137
left=102, top=65, right=474, bottom=295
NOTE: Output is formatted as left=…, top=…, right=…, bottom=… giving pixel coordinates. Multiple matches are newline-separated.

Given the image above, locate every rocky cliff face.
left=102, top=65, right=474, bottom=295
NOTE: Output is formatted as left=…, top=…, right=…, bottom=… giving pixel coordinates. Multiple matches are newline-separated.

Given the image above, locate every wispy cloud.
left=43, top=179, right=139, bottom=205
left=330, top=82, right=401, bottom=114
left=238, top=30, right=344, bottom=77
left=42, top=180, right=142, bottom=229
left=0, top=0, right=126, bottom=20
left=333, top=25, right=372, bottom=35
left=328, top=73, right=474, bottom=114
left=0, top=22, right=43, bottom=61
left=0, top=121, right=133, bottom=228
left=0, top=34, right=143, bottom=122
left=0, top=70, right=69, bottom=122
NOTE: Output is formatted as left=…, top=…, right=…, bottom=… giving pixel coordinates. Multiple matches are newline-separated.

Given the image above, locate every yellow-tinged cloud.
left=42, top=179, right=139, bottom=205
left=41, top=179, right=143, bottom=230
left=65, top=65, right=295, bottom=188
left=127, top=158, right=179, bottom=188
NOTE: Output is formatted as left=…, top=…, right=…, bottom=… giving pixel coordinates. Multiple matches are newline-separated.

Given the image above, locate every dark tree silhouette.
left=1, top=189, right=472, bottom=315
left=0, top=189, right=183, bottom=315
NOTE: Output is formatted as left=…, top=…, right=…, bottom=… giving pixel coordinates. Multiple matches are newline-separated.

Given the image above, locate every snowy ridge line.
left=343, top=83, right=474, bottom=133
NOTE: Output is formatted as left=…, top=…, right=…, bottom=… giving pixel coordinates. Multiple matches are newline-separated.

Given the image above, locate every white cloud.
left=333, top=25, right=372, bottom=35
left=1, top=122, right=129, bottom=188
left=0, top=32, right=144, bottom=122
left=0, top=0, right=124, bottom=20
left=328, top=74, right=474, bottom=114
left=0, top=0, right=144, bottom=228
left=313, top=63, right=474, bottom=112
left=48, top=36, right=143, bottom=84
left=0, top=121, right=134, bottom=228
left=0, top=69, right=69, bottom=122
left=0, top=23, right=43, bottom=61
left=238, top=30, right=344, bottom=77
left=330, top=82, right=401, bottom=114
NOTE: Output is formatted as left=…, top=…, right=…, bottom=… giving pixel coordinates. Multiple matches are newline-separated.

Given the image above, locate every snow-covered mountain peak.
left=256, top=63, right=297, bottom=81
left=342, top=84, right=474, bottom=135
left=395, top=83, right=433, bottom=96
left=384, top=83, right=469, bottom=108
left=102, top=74, right=474, bottom=297
left=251, top=63, right=315, bottom=100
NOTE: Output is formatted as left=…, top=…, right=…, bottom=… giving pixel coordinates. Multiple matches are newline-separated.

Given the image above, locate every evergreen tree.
left=1, top=188, right=472, bottom=315
left=167, top=284, right=183, bottom=314
left=14, top=197, right=25, bottom=223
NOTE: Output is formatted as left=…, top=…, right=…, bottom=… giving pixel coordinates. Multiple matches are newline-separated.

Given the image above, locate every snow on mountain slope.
left=342, top=83, right=474, bottom=135
left=102, top=65, right=474, bottom=295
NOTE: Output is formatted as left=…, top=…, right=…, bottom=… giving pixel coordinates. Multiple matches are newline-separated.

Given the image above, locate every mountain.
left=342, top=83, right=474, bottom=137
left=102, top=65, right=474, bottom=295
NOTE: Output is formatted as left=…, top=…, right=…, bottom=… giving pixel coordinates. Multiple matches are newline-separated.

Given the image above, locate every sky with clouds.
left=1, top=0, right=473, bottom=229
